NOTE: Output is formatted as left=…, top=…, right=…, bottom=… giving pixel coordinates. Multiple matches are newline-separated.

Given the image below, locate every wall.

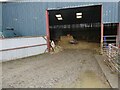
left=2, top=2, right=47, bottom=37
left=118, top=0, right=120, bottom=31
left=0, top=3, right=2, bottom=61
left=118, top=1, right=120, bottom=47
left=2, top=2, right=119, bottom=37
left=0, top=36, right=47, bottom=62
left=0, top=2, right=1, bottom=35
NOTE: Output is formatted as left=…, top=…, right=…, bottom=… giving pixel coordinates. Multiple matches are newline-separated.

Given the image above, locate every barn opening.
left=48, top=5, right=102, bottom=50
left=103, top=23, right=118, bottom=47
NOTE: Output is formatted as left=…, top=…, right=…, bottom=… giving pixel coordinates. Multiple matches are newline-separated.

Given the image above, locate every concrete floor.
left=2, top=49, right=110, bottom=88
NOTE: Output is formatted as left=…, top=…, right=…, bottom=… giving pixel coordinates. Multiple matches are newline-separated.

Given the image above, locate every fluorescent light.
left=56, top=14, right=62, bottom=18
left=76, top=13, right=82, bottom=16
left=76, top=16, right=82, bottom=19
left=56, top=14, right=63, bottom=20
left=57, top=17, right=63, bottom=20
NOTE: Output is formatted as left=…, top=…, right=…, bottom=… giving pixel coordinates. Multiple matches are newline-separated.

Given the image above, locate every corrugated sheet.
left=0, top=3, right=2, bottom=32
left=7, top=0, right=120, bottom=2
left=118, top=1, right=120, bottom=22
left=2, top=2, right=119, bottom=36
left=2, top=2, right=46, bottom=37
left=102, top=2, right=118, bottom=23
left=47, top=2, right=118, bottom=23
left=47, top=2, right=119, bottom=23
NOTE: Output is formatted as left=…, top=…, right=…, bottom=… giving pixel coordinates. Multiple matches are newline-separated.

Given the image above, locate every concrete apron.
left=95, top=55, right=118, bottom=88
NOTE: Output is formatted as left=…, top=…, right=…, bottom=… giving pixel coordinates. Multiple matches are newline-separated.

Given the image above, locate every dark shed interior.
left=103, top=23, right=118, bottom=45
left=49, top=5, right=102, bottom=43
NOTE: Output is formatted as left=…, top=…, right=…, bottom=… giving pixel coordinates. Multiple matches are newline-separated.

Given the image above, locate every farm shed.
left=0, top=3, right=2, bottom=37
left=0, top=1, right=120, bottom=88
left=0, top=2, right=119, bottom=61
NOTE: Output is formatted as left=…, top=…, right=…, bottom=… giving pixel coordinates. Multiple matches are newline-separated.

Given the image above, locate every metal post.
left=101, top=23, right=104, bottom=54
left=100, top=5, right=104, bottom=54
left=46, top=10, right=50, bottom=52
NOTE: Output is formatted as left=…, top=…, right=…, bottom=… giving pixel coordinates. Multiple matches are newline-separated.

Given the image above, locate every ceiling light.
left=56, top=14, right=62, bottom=18
left=76, top=16, right=82, bottom=19
left=57, top=17, right=63, bottom=20
left=76, top=13, right=82, bottom=16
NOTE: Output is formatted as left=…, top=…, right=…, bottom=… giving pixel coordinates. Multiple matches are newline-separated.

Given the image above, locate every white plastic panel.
left=0, top=36, right=48, bottom=62
left=1, top=45, right=47, bottom=62
left=0, top=36, right=47, bottom=51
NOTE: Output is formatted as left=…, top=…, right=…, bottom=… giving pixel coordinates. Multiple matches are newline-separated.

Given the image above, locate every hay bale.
left=60, top=35, right=73, bottom=42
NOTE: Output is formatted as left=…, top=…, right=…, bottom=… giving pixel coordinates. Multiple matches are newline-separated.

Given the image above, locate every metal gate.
left=102, top=34, right=120, bottom=72
left=102, top=35, right=117, bottom=54
left=104, top=44, right=120, bottom=73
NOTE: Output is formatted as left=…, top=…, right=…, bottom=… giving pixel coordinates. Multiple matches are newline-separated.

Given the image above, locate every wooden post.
left=46, top=10, right=50, bottom=52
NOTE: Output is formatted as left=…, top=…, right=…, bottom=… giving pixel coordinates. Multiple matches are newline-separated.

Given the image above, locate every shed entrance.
left=47, top=5, right=102, bottom=52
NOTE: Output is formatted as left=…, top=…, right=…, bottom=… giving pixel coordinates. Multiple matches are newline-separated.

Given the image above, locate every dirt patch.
left=0, top=63, right=2, bottom=89
left=2, top=49, right=110, bottom=88
left=74, top=70, right=109, bottom=88
left=50, top=36, right=100, bottom=55
left=58, top=36, right=100, bottom=54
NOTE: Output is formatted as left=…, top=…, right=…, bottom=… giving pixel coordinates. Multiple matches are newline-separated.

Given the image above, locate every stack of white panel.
left=0, top=36, right=48, bottom=62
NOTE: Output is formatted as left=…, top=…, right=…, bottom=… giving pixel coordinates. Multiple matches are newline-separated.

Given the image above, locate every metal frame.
left=101, top=5, right=104, bottom=54
left=105, top=44, right=119, bottom=72
left=46, top=10, right=50, bottom=52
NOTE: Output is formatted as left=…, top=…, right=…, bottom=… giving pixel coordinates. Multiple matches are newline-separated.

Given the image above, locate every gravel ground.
left=2, top=49, right=110, bottom=88
left=0, top=63, right=2, bottom=89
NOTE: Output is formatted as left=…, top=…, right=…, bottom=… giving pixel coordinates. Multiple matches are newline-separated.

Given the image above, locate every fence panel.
left=104, top=44, right=120, bottom=73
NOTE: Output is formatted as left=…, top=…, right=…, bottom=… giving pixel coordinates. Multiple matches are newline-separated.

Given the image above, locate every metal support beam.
left=101, top=5, right=103, bottom=54
left=101, top=23, right=104, bottom=54
left=46, top=10, right=50, bottom=52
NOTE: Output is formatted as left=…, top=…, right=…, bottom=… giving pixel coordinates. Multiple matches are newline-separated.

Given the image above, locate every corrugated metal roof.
left=47, top=2, right=118, bottom=23
left=3, top=0, right=120, bottom=2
